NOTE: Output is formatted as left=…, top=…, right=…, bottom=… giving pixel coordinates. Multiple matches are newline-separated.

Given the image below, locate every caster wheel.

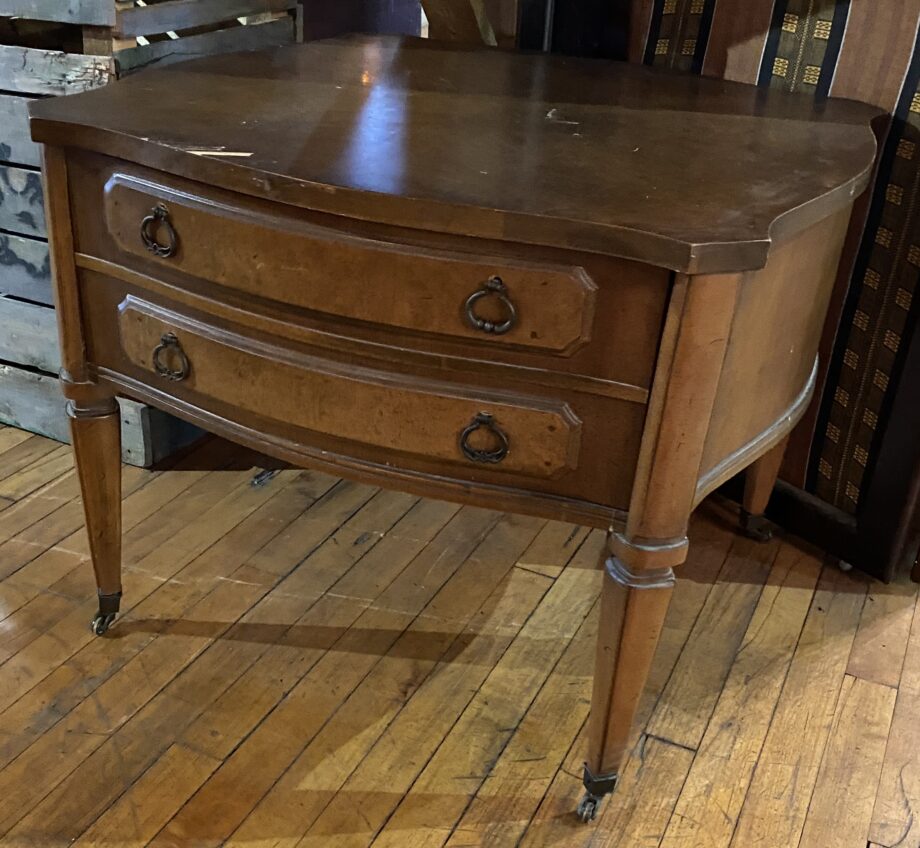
left=577, top=794, right=599, bottom=823
left=91, top=612, right=116, bottom=636
left=91, top=590, right=122, bottom=636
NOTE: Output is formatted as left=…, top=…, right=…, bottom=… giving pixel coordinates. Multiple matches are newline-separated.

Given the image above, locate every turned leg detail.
left=69, top=397, right=123, bottom=635
left=740, top=437, right=789, bottom=542
left=579, top=536, right=678, bottom=822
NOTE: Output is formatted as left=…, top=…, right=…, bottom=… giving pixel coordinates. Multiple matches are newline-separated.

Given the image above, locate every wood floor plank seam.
left=318, top=571, right=558, bottom=848
left=865, top=579, right=920, bottom=848
left=1, top=442, right=915, bottom=847
left=630, top=522, right=740, bottom=740
left=796, top=674, right=897, bottom=848
left=442, top=597, right=602, bottom=848
left=154, top=509, right=523, bottom=847
left=725, top=557, right=836, bottom=848
left=640, top=732, right=697, bottom=754
left=0, top=438, right=58, bottom=486
left=646, top=533, right=780, bottom=750
left=846, top=578, right=919, bottom=690
left=218, top=517, right=567, bottom=848
left=792, top=590, right=873, bottom=848
left=437, top=585, right=601, bottom=848
left=0, top=428, right=34, bottom=462
left=519, top=714, right=591, bottom=847
left=50, top=490, right=425, bottom=848
left=0, top=472, right=83, bottom=554
left=65, top=492, right=445, bottom=847
left=231, top=516, right=553, bottom=848
left=377, top=591, right=570, bottom=846
left=179, top=496, right=431, bottom=758
left=715, top=551, right=833, bottom=848
left=0, top=473, right=375, bottom=842
left=328, top=569, right=552, bottom=846
left=0, top=472, right=326, bottom=836
left=0, top=465, right=230, bottom=655
left=364, top=534, right=600, bottom=847
left=591, top=531, right=784, bottom=848
left=0, top=442, right=247, bottom=633
left=0, top=436, right=224, bottom=555
left=0, top=446, right=74, bottom=504
left=0, top=445, right=240, bottom=610
left=511, top=511, right=739, bottom=848
left=0, top=472, right=84, bottom=555
left=0, top=468, right=333, bottom=769
left=727, top=564, right=871, bottom=848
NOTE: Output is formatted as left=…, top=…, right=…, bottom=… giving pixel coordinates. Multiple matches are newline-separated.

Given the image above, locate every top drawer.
left=101, top=174, right=596, bottom=355
left=68, top=153, right=670, bottom=394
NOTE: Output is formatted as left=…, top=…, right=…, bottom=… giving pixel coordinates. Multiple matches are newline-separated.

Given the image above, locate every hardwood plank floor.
left=0, top=429, right=917, bottom=848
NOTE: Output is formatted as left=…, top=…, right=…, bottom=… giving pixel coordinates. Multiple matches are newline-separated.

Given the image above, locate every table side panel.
left=696, top=207, right=854, bottom=499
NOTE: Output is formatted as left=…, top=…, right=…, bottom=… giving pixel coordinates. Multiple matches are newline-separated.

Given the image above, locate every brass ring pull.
left=464, top=276, right=517, bottom=335
left=152, top=333, right=190, bottom=382
left=140, top=203, right=178, bottom=258
left=459, top=412, right=509, bottom=464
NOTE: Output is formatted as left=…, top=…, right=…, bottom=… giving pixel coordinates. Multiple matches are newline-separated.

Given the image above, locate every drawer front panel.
left=103, top=174, right=596, bottom=355
left=117, top=296, right=582, bottom=479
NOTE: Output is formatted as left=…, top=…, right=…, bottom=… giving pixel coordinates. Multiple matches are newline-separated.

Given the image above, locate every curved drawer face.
left=103, top=174, right=597, bottom=355
left=116, top=297, right=582, bottom=479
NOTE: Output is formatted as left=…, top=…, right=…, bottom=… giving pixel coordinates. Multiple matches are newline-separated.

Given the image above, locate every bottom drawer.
left=117, top=295, right=582, bottom=480
left=80, top=272, right=647, bottom=517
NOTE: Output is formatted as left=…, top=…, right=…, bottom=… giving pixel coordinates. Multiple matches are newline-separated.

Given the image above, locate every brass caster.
left=91, top=612, right=117, bottom=636
left=578, top=763, right=617, bottom=823
left=90, top=590, right=122, bottom=637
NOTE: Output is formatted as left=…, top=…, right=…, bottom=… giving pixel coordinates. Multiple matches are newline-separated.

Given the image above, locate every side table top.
left=31, top=34, right=881, bottom=273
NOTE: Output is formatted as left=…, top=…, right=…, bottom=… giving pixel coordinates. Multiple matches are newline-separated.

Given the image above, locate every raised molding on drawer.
left=116, top=295, right=584, bottom=479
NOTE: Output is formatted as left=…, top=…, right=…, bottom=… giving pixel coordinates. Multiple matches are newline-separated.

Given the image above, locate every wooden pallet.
left=0, top=0, right=300, bottom=36
left=0, top=0, right=300, bottom=464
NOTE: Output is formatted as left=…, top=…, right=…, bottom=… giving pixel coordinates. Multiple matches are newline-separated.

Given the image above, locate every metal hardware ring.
left=152, top=332, right=190, bottom=382
left=459, top=412, right=510, bottom=464
left=464, top=276, right=517, bottom=335
left=140, top=203, right=178, bottom=258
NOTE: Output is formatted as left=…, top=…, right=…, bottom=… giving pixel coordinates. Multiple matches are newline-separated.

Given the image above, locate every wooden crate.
left=0, top=0, right=300, bottom=465
left=0, top=364, right=203, bottom=465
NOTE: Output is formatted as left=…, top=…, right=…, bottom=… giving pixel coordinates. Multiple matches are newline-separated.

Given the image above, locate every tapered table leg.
left=69, top=397, right=123, bottom=635
left=740, top=437, right=789, bottom=542
left=578, top=536, right=676, bottom=822
left=576, top=272, right=739, bottom=821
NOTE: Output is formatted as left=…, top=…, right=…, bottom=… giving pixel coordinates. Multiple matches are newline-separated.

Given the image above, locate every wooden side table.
left=30, top=36, right=879, bottom=821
